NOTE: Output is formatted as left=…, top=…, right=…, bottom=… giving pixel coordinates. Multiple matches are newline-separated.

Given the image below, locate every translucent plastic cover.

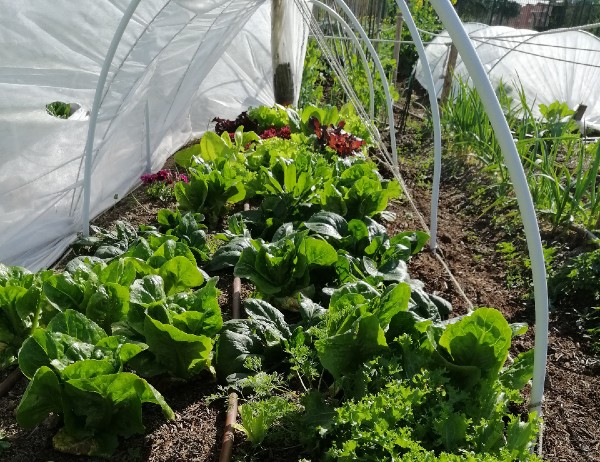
left=416, top=23, right=600, bottom=129
left=0, top=1, right=307, bottom=270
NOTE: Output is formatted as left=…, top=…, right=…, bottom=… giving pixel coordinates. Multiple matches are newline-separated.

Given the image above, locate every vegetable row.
left=0, top=104, right=541, bottom=460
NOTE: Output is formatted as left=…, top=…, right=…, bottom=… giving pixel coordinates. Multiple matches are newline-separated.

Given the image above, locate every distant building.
left=506, top=2, right=554, bottom=29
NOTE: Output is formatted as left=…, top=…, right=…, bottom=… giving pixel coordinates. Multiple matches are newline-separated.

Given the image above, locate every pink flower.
left=178, top=174, right=189, bottom=183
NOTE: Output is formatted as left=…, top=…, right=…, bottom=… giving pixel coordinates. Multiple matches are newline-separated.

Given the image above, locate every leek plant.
left=442, top=79, right=600, bottom=231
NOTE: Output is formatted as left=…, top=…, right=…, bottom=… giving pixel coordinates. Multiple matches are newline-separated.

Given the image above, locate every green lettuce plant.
left=16, top=310, right=174, bottom=457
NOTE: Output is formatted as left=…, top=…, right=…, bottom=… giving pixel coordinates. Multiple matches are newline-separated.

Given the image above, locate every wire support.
left=295, top=0, right=476, bottom=312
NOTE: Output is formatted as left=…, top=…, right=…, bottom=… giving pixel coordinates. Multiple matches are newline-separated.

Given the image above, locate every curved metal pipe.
left=429, top=0, right=549, bottom=424
left=82, top=0, right=144, bottom=236
left=394, top=0, right=443, bottom=251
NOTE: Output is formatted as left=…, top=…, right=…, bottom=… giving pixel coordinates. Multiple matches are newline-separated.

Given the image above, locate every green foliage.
left=326, top=369, right=540, bottom=461
left=234, top=232, right=338, bottom=298
left=235, top=396, right=299, bottom=446
left=145, top=181, right=176, bottom=202
left=15, top=309, right=173, bottom=457
left=155, top=209, right=210, bottom=263
left=0, top=267, right=45, bottom=369
left=0, top=431, right=10, bottom=454
left=46, top=101, right=71, bottom=119
left=215, top=299, right=294, bottom=383
left=443, top=80, right=600, bottom=230
left=248, top=106, right=290, bottom=130
left=551, top=247, right=600, bottom=351
left=299, top=36, right=399, bottom=122
left=72, top=221, right=138, bottom=259
left=323, top=307, right=538, bottom=461
left=395, top=2, right=443, bottom=78
left=176, top=163, right=247, bottom=229
left=120, top=276, right=221, bottom=378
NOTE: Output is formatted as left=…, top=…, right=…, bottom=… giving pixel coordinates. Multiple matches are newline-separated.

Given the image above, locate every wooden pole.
left=572, top=104, right=587, bottom=121
left=392, top=13, right=404, bottom=83
left=272, top=0, right=294, bottom=105
left=440, top=44, right=458, bottom=104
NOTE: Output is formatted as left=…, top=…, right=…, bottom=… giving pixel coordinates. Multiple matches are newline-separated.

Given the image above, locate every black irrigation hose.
left=0, top=368, right=22, bottom=398
left=218, top=203, right=249, bottom=462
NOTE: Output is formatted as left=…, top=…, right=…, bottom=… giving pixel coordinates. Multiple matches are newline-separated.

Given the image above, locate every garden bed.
left=0, top=102, right=598, bottom=461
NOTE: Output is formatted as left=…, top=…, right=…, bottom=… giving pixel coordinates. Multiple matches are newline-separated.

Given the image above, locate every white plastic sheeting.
left=0, top=0, right=308, bottom=270
left=415, top=23, right=600, bottom=129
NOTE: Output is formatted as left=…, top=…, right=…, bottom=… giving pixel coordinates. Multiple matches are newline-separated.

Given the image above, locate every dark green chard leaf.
left=215, top=319, right=265, bottom=383
left=205, top=237, right=252, bottom=271
left=304, top=210, right=348, bottom=239
left=215, top=299, right=294, bottom=383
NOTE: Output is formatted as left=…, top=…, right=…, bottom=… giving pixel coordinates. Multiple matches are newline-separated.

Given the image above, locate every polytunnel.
left=0, top=0, right=307, bottom=271
left=415, top=23, right=600, bottom=129
left=0, top=0, right=556, bottom=457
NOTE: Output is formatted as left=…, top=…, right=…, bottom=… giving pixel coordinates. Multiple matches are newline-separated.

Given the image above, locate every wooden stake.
left=272, top=0, right=294, bottom=105
left=573, top=104, right=587, bottom=121
left=440, top=44, right=458, bottom=104
left=392, top=13, right=404, bottom=83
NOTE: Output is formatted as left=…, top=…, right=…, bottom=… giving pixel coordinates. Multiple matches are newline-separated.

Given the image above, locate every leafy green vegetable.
left=234, top=232, right=338, bottom=298
left=248, top=105, right=290, bottom=130
left=215, top=299, right=294, bottom=383
left=438, top=308, right=512, bottom=379
left=176, top=161, right=247, bottom=228
left=0, top=284, right=43, bottom=369
left=122, top=276, right=221, bottom=378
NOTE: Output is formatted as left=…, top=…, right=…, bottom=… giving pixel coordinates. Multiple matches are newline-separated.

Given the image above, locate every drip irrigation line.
left=219, top=203, right=249, bottom=462
left=0, top=368, right=22, bottom=398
